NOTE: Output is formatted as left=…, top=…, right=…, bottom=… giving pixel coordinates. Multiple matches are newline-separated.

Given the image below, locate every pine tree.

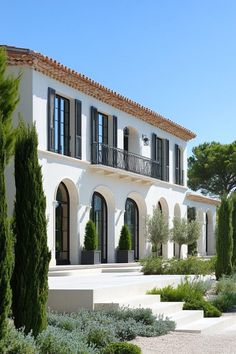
left=0, top=117, right=13, bottom=339
left=215, top=196, right=233, bottom=279
left=231, top=193, right=236, bottom=267
left=11, top=122, right=51, bottom=336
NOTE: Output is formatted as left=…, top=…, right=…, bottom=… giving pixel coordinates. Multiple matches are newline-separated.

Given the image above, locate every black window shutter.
left=165, top=139, right=169, bottom=182
left=113, top=115, right=117, bottom=167
left=75, top=99, right=82, bottom=159
left=151, top=133, right=157, bottom=178
left=113, top=115, right=117, bottom=148
left=48, top=87, right=56, bottom=151
left=161, top=139, right=165, bottom=181
left=151, top=133, right=157, bottom=160
left=175, top=144, right=179, bottom=184
left=91, top=106, right=98, bottom=162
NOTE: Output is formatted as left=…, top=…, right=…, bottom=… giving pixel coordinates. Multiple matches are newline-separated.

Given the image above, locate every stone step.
left=176, top=315, right=236, bottom=333
left=146, top=301, right=184, bottom=316
left=101, top=266, right=142, bottom=273
left=170, top=310, right=204, bottom=327
left=94, top=294, right=161, bottom=310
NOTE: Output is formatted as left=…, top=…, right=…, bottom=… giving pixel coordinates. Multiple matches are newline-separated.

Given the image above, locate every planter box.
left=81, top=250, right=101, bottom=264
left=117, top=250, right=134, bottom=263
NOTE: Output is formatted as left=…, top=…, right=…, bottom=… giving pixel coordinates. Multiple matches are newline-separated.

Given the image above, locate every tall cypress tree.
left=215, top=196, right=233, bottom=279
left=12, top=122, right=51, bottom=336
left=0, top=47, right=20, bottom=162
left=0, top=117, right=13, bottom=339
left=231, top=193, right=236, bottom=267
left=0, top=47, right=19, bottom=340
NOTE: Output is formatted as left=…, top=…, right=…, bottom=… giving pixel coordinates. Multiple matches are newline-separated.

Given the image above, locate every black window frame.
left=54, top=94, right=70, bottom=156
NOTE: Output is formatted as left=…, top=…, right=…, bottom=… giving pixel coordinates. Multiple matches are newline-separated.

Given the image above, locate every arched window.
left=124, top=198, right=139, bottom=259
left=56, top=182, right=70, bottom=265
left=90, top=192, right=108, bottom=263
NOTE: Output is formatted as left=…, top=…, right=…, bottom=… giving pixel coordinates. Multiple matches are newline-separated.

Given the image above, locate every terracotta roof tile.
left=2, top=45, right=196, bottom=141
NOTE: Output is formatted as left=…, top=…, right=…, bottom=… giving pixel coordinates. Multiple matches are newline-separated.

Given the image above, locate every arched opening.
left=56, top=182, right=70, bottom=265
left=157, top=201, right=163, bottom=256
left=206, top=213, right=209, bottom=255
left=173, top=204, right=181, bottom=257
left=157, top=198, right=169, bottom=257
left=90, top=192, right=108, bottom=263
left=125, top=198, right=139, bottom=259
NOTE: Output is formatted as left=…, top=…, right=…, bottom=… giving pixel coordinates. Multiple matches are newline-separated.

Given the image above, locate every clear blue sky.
left=1, top=0, right=236, bottom=155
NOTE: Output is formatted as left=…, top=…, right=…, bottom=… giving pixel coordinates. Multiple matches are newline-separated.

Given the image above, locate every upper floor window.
left=175, top=144, right=183, bottom=185
left=98, top=112, right=108, bottom=145
left=48, top=88, right=82, bottom=159
left=55, top=95, right=70, bottom=155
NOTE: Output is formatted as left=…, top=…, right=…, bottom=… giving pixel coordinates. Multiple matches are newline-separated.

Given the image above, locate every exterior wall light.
left=142, top=134, right=149, bottom=146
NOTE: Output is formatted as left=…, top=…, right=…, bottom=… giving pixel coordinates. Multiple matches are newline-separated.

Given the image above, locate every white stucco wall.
left=6, top=65, right=217, bottom=266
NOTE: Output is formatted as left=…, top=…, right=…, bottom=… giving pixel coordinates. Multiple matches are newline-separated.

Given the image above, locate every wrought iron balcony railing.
left=91, top=143, right=162, bottom=180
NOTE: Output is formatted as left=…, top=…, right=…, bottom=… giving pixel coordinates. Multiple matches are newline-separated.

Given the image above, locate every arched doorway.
left=90, top=192, right=108, bottom=263
left=124, top=198, right=139, bottom=259
left=56, top=182, right=70, bottom=265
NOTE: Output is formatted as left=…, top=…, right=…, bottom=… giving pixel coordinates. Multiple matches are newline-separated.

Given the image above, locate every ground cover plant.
left=147, top=277, right=221, bottom=317
left=210, top=275, right=236, bottom=312
left=140, top=256, right=216, bottom=276
left=0, top=307, right=175, bottom=353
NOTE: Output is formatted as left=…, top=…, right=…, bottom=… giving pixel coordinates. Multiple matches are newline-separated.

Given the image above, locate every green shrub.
left=103, top=342, right=142, bottom=354
left=136, top=315, right=175, bottom=337
left=36, top=326, right=97, bottom=354
left=102, top=307, right=157, bottom=326
left=140, top=257, right=165, bottom=275
left=211, top=292, right=236, bottom=312
left=84, top=220, right=98, bottom=251
left=140, top=256, right=215, bottom=276
left=183, top=299, right=221, bottom=317
left=147, top=278, right=206, bottom=302
left=48, top=308, right=174, bottom=344
left=0, top=325, right=37, bottom=354
left=216, top=274, right=236, bottom=294
left=86, top=325, right=117, bottom=348
left=118, top=225, right=132, bottom=250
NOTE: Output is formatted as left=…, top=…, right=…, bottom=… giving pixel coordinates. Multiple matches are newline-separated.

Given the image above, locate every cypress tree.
left=119, top=225, right=132, bottom=250
left=0, top=47, right=19, bottom=340
left=215, top=196, right=233, bottom=280
left=231, top=193, right=236, bottom=267
left=0, top=117, right=13, bottom=339
left=84, top=220, right=98, bottom=250
left=0, top=47, right=20, bottom=163
left=11, top=122, right=51, bottom=336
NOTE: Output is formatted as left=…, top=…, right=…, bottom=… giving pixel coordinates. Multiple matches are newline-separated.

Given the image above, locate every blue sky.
left=1, top=0, right=235, bottom=155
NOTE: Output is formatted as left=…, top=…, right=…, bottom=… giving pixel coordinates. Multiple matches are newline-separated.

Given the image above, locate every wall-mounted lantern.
left=142, top=134, right=149, bottom=146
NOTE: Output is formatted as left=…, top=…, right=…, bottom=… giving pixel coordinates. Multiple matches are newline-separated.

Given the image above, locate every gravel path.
left=131, top=332, right=236, bottom=354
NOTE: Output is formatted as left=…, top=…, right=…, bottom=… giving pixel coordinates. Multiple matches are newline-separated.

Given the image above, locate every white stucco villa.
left=4, top=45, right=219, bottom=267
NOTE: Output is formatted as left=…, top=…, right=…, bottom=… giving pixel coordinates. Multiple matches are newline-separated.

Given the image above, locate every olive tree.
left=146, top=206, right=169, bottom=256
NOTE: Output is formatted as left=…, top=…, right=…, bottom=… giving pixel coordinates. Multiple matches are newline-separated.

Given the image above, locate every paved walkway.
left=131, top=332, right=236, bottom=354
left=48, top=269, right=195, bottom=289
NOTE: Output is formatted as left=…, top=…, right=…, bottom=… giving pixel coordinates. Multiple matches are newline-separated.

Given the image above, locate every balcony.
left=91, top=143, right=162, bottom=180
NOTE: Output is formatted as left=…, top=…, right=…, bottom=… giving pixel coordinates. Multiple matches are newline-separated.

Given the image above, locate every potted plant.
left=81, top=220, right=101, bottom=264
left=117, top=224, right=134, bottom=263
